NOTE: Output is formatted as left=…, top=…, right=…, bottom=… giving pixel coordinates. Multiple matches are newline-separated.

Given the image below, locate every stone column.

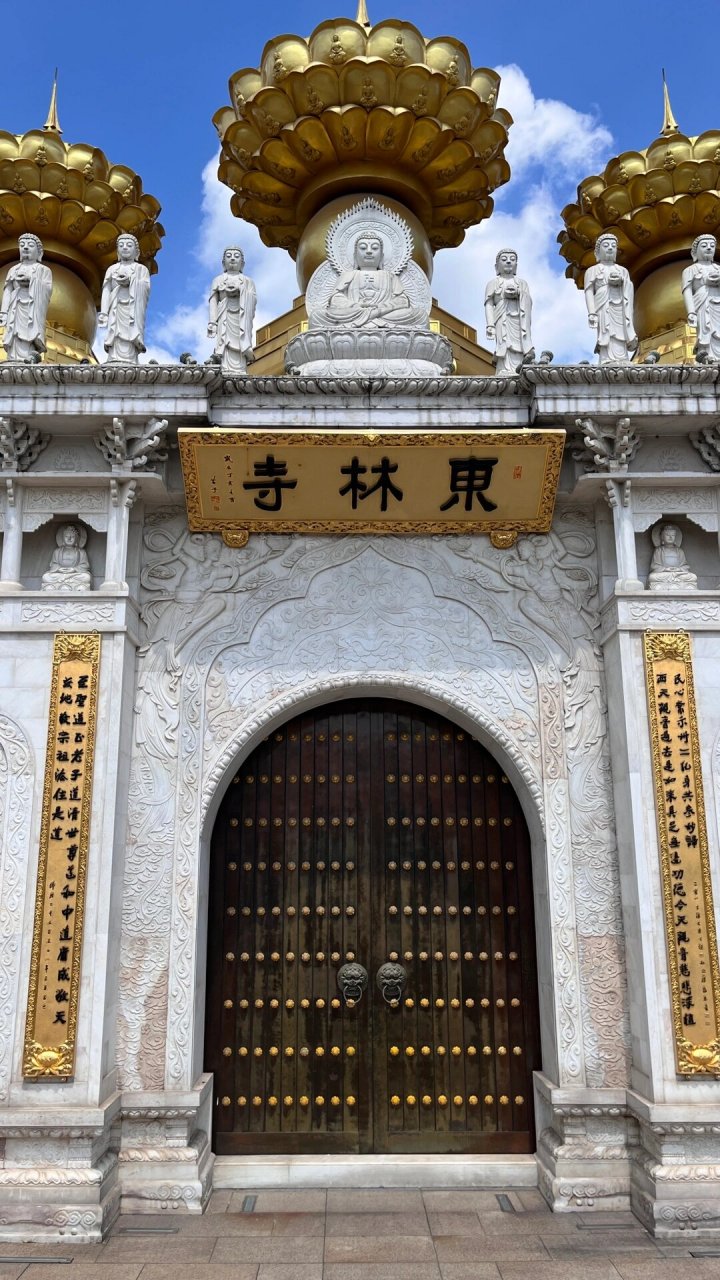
left=102, top=480, right=137, bottom=590
left=601, top=595, right=720, bottom=1239
left=607, top=479, right=643, bottom=591
left=0, top=480, right=23, bottom=591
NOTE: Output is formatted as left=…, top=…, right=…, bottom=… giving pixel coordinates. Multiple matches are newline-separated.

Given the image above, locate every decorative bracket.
left=0, top=415, right=50, bottom=471
left=690, top=423, right=720, bottom=472
left=94, top=416, right=170, bottom=471
left=573, top=416, right=639, bottom=473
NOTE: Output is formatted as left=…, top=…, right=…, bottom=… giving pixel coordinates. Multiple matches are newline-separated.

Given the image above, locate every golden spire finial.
left=355, top=0, right=371, bottom=31
left=43, top=69, right=62, bottom=135
left=660, top=68, right=679, bottom=138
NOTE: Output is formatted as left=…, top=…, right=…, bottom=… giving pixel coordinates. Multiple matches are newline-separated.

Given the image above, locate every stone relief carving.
left=0, top=714, right=34, bottom=1103
left=0, top=417, right=49, bottom=471
left=94, top=417, right=170, bottom=470
left=24, top=489, right=107, bottom=514
left=20, top=601, right=115, bottom=624
left=572, top=416, right=639, bottom=473
left=117, top=510, right=630, bottom=1094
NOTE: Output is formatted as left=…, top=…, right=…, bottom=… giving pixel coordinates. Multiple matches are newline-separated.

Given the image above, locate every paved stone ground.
left=3, top=1189, right=720, bottom=1278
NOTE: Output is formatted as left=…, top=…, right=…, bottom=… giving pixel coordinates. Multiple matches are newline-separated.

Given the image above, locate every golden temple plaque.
left=179, top=429, right=565, bottom=545
left=643, top=630, right=720, bottom=1077
left=23, top=633, right=101, bottom=1081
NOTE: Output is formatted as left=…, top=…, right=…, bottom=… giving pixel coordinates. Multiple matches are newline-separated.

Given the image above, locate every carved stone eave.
left=217, top=372, right=525, bottom=397
left=522, top=363, right=720, bottom=389
left=0, top=364, right=221, bottom=389
left=0, top=362, right=716, bottom=392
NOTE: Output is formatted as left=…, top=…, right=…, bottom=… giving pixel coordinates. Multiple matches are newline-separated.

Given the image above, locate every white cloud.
left=432, top=185, right=592, bottom=364
left=147, top=68, right=613, bottom=366
left=496, top=64, right=612, bottom=182
left=430, top=67, right=614, bottom=364
left=147, top=152, right=298, bottom=362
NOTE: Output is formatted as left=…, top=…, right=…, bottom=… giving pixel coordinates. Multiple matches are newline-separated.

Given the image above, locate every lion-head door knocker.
left=376, top=961, right=407, bottom=1008
left=337, top=962, right=369, bottom=1008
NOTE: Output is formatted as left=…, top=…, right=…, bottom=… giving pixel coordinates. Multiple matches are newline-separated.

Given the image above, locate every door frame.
left=192, top=682, right=562, bottom=1143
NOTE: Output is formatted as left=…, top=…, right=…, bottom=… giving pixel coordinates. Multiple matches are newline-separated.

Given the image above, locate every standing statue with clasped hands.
left=0, top=233, right=52, bottom=363
left=682, top=234, right=720, bottom=363
left=207, top=246, right=256, bottom=374
left=98, top=233, right=150, bottom=365
left=484, top=248, right=533, bottom=376
left=584, top=232, right=637, bottom=365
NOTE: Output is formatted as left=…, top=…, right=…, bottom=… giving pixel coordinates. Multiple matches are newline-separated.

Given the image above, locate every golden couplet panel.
left=178, top=430, right=565, bottom=544
left=643, top=631, right=720, bottom=1076
left=23, top=633, right=101, bottom=1081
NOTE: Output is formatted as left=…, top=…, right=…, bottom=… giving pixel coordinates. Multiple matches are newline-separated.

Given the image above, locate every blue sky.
left=10, top=0, right=718, bottom=362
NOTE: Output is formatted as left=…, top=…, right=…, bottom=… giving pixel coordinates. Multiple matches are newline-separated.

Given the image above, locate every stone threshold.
left=213, top=1152, right=538, bottom=1189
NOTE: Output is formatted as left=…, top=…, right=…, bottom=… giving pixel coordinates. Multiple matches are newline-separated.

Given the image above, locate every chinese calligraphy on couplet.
left=644, top=631, right=720, bottom=1076
left=23, top=633, right=100, bottom=1080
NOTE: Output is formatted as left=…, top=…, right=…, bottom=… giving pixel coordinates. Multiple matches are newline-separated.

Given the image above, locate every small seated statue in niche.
left=647, top=523, right=697, bottom=592
left=41, top=524, right=92, bottom=593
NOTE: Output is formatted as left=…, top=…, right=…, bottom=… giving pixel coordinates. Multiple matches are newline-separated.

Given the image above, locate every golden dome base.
left=637, top=320, right=697, bottom=365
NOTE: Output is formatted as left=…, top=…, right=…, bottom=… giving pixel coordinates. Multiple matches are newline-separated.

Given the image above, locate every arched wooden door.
left=205, top=699, right=541, bottom=1155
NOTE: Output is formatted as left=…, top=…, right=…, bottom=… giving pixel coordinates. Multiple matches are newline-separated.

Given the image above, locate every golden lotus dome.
left=0, top=81, right=164, bottom=363
left=213, top=2, right=511, bottom=286
left=559, top=80, right=720, bottom=361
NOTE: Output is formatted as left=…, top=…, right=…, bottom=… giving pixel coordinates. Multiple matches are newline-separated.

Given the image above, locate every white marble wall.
left=0, top=364, right=719, bottom=1239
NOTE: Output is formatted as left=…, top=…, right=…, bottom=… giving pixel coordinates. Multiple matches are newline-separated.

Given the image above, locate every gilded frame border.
left=178, top=429, right=565, bottom=546
left=23, top=632, right=101, bottom=1080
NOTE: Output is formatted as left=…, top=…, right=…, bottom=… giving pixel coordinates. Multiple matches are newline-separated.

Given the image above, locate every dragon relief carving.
left=117, top=510, right=629, bottom=1094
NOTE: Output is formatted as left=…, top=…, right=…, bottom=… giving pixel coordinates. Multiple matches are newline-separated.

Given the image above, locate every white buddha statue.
left=286, top=197, right=452, bottom=376
left=647, top=523, right=697, bottom=592
left=208, top=246, right=257, bottom=374
left=0, top=234, right=53, bottom=363
left=41, top=524, right=92, bottom=592
left=98, top=233, right=151, bottom=365
left=682, top=234, right=720, bottom=364
left=484, top=248, right=533, bottom=376
left=313, top=231, right=425, bottom=331
left=584, top=232, right=637, bottom=365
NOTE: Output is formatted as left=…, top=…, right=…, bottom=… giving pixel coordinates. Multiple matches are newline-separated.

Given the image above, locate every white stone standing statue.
left=647, top=523, right=697, bottom=592
left=207, top=246, right=256, bottom=374
left=0, top=234, right=53, bottom=363
left=682, top=234, right=720, bottom=364
left=98, top=233, right=150, bottom=365
left=484, top=248, right=533, bottom=376
left=41, top=523, right=92, bottom=592
left=584, top=232, right=638, bottom=365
